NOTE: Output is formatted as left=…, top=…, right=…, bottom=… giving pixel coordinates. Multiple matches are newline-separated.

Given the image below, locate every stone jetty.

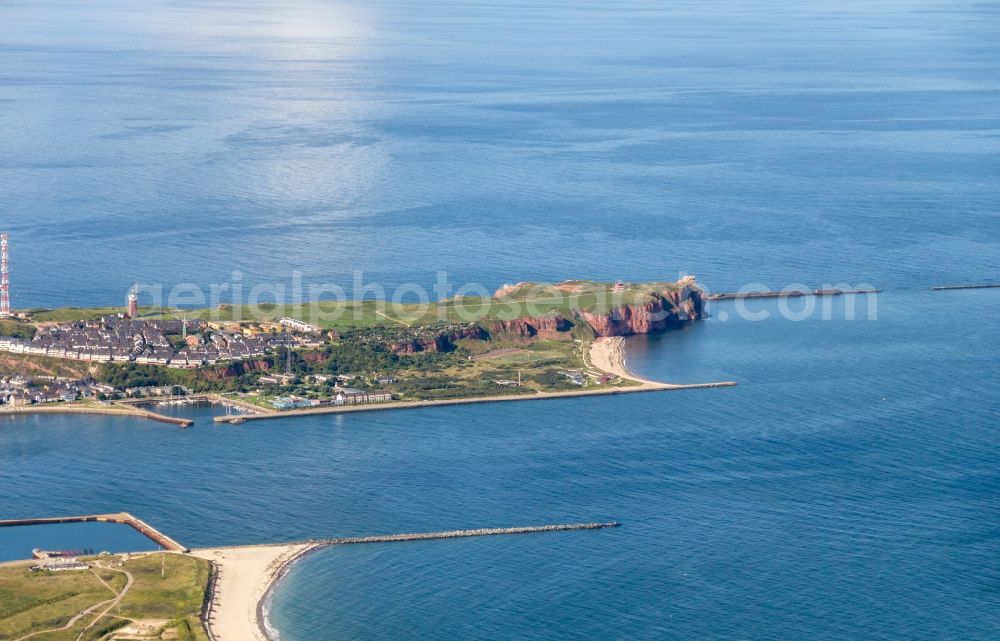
left=316, top=521, right=621, bottom=546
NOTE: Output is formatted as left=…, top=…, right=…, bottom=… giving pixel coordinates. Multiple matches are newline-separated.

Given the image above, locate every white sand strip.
left=190, top=544, right=316, bottom=641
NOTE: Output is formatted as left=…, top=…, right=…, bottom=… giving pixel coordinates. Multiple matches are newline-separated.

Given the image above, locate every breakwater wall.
left=0, top=512, right=188, bottom=552
left=245, top=523, right=622, bottom=641
left=0, top=403, right=192, bottom=427
left=132, top=407, right=194, bottom=428
left=931, top=284, right=1000, bottom=291
left=316, top=522, right=620, bottom=546
left=707, top=288, right=880, bottom=301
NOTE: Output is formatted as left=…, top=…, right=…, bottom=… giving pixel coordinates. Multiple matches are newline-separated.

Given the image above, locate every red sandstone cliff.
left=489, top=285, right=703, bottom=339
left=389, top=325, right=489, bottom=354
left=580, top=287, right=703, bottom=337
left=489, top=314, right=572, bottom=340
left=387, top=281, right=704, bottom=350
left=199, top=359, right=271, bottom=380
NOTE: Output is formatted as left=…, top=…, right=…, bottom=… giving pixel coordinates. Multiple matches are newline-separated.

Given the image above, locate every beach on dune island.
left=188, top=338, right=730, bottom=641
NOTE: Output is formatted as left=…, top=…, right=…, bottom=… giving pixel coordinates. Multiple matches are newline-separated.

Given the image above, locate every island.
left=0, top=279, right=740, bottom=640
left=0, top=277, right=735, bottom=424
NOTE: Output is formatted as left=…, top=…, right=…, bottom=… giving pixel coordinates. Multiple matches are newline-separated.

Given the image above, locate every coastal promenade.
left=212, top=383, right=736, bottom=424
left=213, top=338, right=737, bottom=424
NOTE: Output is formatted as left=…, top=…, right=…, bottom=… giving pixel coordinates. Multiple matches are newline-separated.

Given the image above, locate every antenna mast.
left=0, top=233, right=10, bottom=318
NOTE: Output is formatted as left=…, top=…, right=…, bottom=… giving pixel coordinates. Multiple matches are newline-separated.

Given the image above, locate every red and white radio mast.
left=0, top=233, right=10, bottom=318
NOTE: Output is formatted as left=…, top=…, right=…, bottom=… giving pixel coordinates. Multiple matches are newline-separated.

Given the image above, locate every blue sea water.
left=0, top=522, right=160, bottom=561
left=1, top=0, right=1000, bottom=304
left=1, top=292, right=997, bottom=639
left=1, top=0, right=999, bottom=640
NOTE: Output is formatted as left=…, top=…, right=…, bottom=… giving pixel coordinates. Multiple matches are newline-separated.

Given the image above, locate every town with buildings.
left=0, top=316, right=324, bottom=367
left=0, top=237, right=421, bottom=412
left=0, top=235, right=649, bottom=419
left=0, top=374, right=90, bottom=406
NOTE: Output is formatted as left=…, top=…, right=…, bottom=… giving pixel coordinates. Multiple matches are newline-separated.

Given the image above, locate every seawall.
left=0, top=403, right=192, bottom=427
left=213, top=382, right=736, bottom=424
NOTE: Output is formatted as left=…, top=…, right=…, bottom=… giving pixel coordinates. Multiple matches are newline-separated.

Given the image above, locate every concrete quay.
left=0, top=403, right=193, bottom=427
left=212, top=382, right=737, bottom=424
left=0, top=511, right=188, bottom=552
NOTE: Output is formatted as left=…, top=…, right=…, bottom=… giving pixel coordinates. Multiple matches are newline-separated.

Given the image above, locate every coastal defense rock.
left=489, top=314, right=572, bottom=340
left=580, top=286, right=704, bottom=337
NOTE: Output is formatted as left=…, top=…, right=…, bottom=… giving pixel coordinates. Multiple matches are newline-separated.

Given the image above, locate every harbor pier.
left=213, top=382, right=737, bottom=424
left=0, top=512, right=188, bottom=552
left=0, top=403, right=193, bottom=428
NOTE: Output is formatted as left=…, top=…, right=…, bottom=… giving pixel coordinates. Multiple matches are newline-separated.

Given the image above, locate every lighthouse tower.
left=127, top=283, right=138, bottom=318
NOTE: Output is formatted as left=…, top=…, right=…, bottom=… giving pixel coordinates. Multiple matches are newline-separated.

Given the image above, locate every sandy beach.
left=190, top=543, right=317, bottom=641
left=588, top=336, right=668, bottom=387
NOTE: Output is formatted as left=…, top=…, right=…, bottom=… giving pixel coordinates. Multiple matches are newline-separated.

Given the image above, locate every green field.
left=12, top=279, right=696, bottom=332
left=26, top=307, right=129, bottom=324
left=0, top=553, right=210, bottom=641
left=139, top=279, right=695, bottom=330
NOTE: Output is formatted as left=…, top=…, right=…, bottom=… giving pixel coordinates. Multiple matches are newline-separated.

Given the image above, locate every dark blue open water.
left=1, top=292, right=997, bottom=639
left=1, top=1, right=999, bottom=639
left=2, top=0, right=999, bottom=303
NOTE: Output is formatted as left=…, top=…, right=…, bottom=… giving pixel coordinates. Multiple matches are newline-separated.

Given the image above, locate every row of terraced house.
left=0, top=317, right=313, bottom=368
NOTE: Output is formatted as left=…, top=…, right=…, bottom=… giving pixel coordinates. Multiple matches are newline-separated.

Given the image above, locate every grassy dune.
left=0, top=553, right=210, bottom=641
